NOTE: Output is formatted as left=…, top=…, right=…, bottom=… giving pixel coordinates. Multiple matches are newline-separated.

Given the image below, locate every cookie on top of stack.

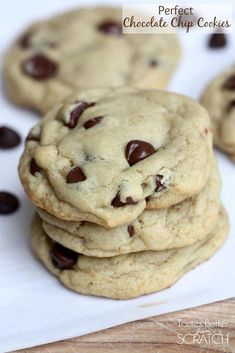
left=18, top=87, right=229, bottom=299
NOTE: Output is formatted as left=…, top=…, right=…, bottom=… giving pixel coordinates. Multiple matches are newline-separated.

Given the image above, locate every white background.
left=0, top=1, right=235, bottom=352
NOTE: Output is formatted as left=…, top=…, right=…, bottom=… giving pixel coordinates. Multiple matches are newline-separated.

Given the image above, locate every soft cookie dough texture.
left=4, top=7, right=181, bottom=113
left=31, top=208, right=228, bottom=299
left=201, top=65, right=235, bottom=162
left=38, top=160, right=221, bottom=257
left=19, top=87, right=213, bottom=228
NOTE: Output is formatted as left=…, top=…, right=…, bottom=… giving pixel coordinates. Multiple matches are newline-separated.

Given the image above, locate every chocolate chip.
left=97, top=20, right=122, bottom=36
left=127, top=225, right=135, bottom=237
left=222, top=75, right=235, bottom=90
left=30, top=158, right=41, bottom=176
left=0, top=126, right=21, bottom=149
left=19, top=31, right=33, bottom=48
left=155, top=175, right=165, bottom=192
left=125, top=140, right=155, bottom=166
left=83, top=116, right=103, bottom=129
left=126, top=196, right=138, bottom=205
left=66, top=166, right=86, bottom=183
left=208, top=32, right=227, bottom=49
left=67, top=101, right=95, bottom=128
left=0, top=191, right=19, bottom=215
left=22, top=54, right=58, bottom=80
left=149, top=59, right=158, bottom=67
left=227, top=100, right=235, bottom=112
left=51, top=242, right=78, bottom=270
left=111, top=194, right=125, bottom=208
left=111, top=193, right=137, bottom=208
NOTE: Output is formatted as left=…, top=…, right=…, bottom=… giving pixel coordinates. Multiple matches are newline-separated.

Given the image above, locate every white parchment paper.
left=0, top=1, right=235, bottom=352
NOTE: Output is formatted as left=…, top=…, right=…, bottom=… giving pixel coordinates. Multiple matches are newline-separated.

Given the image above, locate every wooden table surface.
left=14, top=298, right=235, bottom=353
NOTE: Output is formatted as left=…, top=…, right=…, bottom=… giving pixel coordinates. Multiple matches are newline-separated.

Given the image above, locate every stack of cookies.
left=18, top=87, right=229, bottom=299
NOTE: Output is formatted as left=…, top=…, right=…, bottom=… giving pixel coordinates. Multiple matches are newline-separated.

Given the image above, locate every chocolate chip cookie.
left=30, top=207, right=228, bottom=299
left=19, top=87, right=213, bottom=227
left=200, top=65, right=235, bottom=162
left=4, top=7, right=181, bottom=113
left=37, top=159, right=221, bottom=257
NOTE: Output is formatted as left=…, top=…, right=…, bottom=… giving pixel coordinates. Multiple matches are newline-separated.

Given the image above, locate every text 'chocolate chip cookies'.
left=4, top=7, right=181, bottom=113
left=19, top=87, right=213, bottom=228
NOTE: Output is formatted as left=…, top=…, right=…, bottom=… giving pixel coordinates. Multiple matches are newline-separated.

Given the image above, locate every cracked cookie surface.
left=4, top=6, right=180, bottom=113
left=19, top=88, right=213, bottom=227
left=31, top=207, right=228, bottom=299
left=38, top=159, right=221, bottom=257
left=201, top=65, right=235, bottom=163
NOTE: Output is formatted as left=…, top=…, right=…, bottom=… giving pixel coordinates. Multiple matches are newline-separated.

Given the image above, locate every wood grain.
left=14, top=298, right=235, bottom=353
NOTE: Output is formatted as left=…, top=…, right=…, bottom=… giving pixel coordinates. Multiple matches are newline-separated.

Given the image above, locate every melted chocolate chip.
left=222, top=75, right=235, bottom=90
left=111, top=194, right=125, bottom=208
left=125, top=140, right=155, bottom=166
left=67, top=101, right=95, bottom=128
left=0, top=191, right=19, bottom=215
left=127, top=225, right=135, bottom=237
left=66, top=166, right=86, bottom=183
left=149, top=59, right=158, bottom=67
left=126, top=196, right=138, bottom=205
left=22, top=54, right=58, bottom=80
left=111, top=194, right=137, bottom=208
left=0, top=126, right=21, bottom=149
left=208, top=32, right=227, bottom=49
left=227, top=100, right=235, bottom=112
left=97, top=20, right=122, bottom=36
left=155, top=175, right=165, bottom=192
left=51, top=242, right=78, bottom=270
left=30, top=159, right=41, bottom=176
left=83, top=116, right=103, bottom=129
